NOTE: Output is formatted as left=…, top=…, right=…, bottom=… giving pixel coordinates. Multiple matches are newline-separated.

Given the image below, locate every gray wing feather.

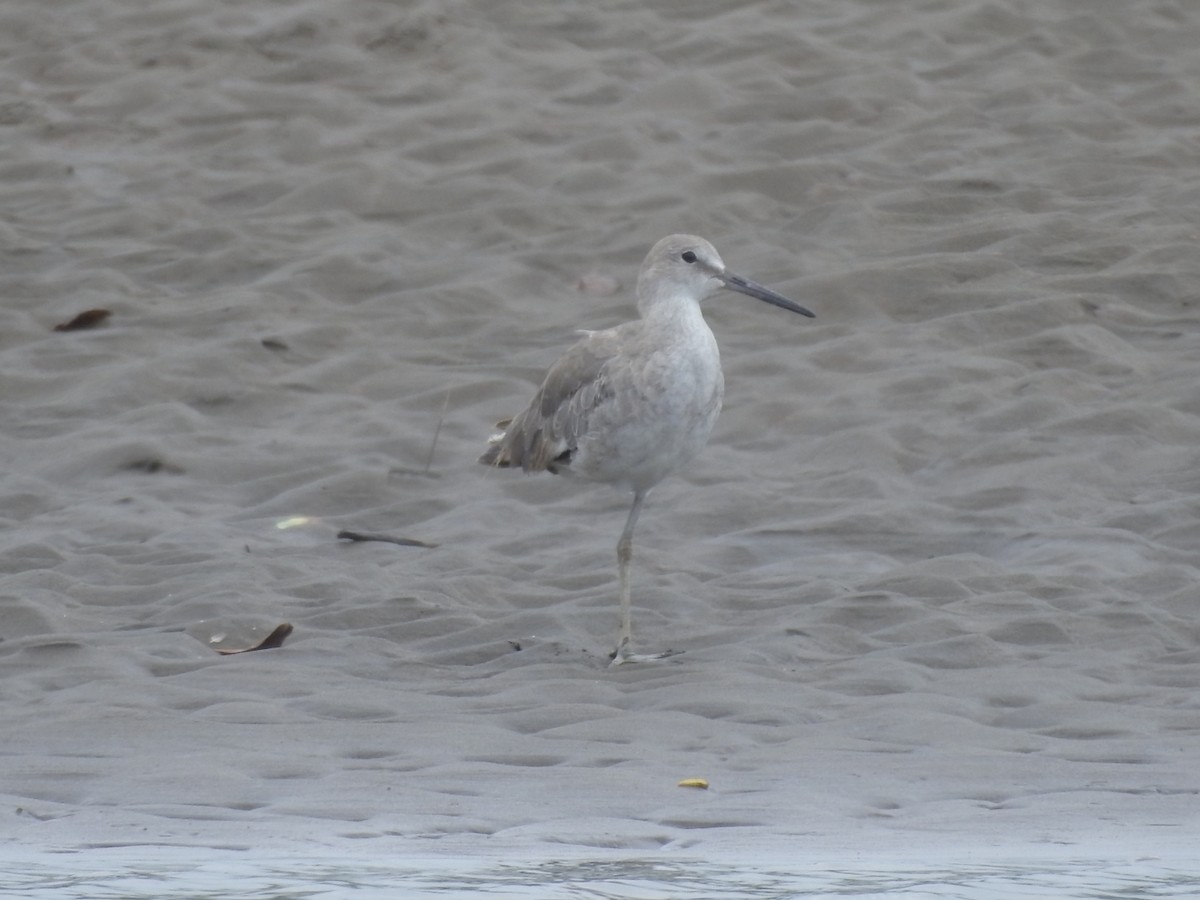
left=481, top=329, right=625, bottom=473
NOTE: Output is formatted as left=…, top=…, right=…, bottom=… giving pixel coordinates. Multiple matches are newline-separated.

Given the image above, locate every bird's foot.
left=609, top=639, right=683, bottom=667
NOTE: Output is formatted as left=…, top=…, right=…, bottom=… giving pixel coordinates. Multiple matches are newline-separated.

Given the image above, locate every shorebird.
left=480, top=234, right=814, bottom=663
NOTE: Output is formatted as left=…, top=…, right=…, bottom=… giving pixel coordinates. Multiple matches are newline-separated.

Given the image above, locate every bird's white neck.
left=638, top=284, right=709, bottom=327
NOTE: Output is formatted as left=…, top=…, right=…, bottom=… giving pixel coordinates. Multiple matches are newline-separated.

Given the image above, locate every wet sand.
left=2, top=0, right=1199, bottom=884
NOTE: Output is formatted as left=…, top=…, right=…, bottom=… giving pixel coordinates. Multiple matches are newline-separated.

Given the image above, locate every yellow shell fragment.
left=275, top=516, right=316, bottom=530
left=677, top=778, right=709, bottom=789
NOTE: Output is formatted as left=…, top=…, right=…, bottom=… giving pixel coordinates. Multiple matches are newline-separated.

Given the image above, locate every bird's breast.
left=572, top=324, right=724, bottom=490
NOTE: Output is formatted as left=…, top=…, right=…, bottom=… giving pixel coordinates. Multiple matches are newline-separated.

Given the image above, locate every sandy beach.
left=2, top=0, right=1200, bottom=894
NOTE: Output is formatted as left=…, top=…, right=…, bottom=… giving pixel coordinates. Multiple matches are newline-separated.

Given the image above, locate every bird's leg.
left=610, top=491, right=680, bottom=665
left=611, top=490, right=645, bottom=662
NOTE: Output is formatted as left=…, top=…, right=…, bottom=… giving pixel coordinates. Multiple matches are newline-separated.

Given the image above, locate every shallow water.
left=5, top=853, right=1200, bottom=900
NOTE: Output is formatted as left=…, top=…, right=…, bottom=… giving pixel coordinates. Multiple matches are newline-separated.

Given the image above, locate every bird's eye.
left=681, top=251, right=697, bottom=264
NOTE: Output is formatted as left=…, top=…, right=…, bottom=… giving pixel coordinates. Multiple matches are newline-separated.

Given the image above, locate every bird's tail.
left=478, top=419, right=513, bottom=467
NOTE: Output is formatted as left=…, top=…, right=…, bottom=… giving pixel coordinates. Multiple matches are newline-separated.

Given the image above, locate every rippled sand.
left=2, top=0, right=1199, bottom=882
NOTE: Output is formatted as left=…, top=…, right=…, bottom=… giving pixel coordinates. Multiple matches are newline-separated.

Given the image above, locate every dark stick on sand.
left=337, top=530, right=437, bottom=548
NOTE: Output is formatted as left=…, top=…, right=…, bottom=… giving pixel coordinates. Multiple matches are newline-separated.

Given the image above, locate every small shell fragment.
left=276, top=516, right=316, bottom=530
left=677, top=777, right=709, bottom=789
left=576, top=272, right=621, bottom=296
left=53, top=308, right=112, bottom=332
left=213, top=623, right=294, bottom=655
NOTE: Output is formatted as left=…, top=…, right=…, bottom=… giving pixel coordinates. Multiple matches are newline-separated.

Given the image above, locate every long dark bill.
left=722, top=272, right=815, bottom=318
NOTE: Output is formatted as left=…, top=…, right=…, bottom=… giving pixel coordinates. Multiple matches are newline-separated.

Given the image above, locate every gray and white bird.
left=480, top=234, right=814, bottom=663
